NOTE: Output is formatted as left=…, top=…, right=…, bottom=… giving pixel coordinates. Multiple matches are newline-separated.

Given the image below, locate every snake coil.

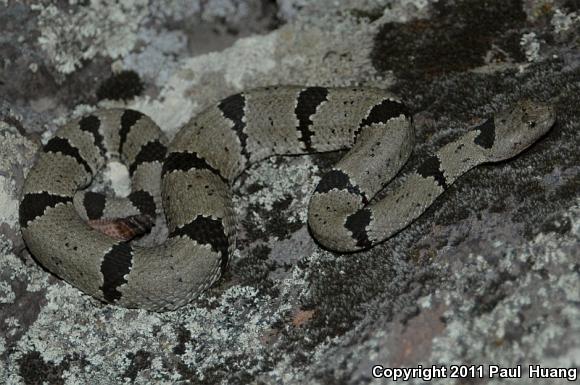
left=19, top=87, right=555, bottom=311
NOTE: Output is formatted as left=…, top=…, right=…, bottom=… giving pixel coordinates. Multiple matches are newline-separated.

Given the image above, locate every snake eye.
left=527, top=120, right=537, bottom=128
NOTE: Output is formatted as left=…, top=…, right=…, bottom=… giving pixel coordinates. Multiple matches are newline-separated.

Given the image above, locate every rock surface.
left=1, top=0, right=579, bottom=384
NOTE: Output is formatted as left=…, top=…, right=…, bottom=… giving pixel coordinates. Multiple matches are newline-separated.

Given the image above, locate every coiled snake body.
left=19, top=87, right=555, bottom=311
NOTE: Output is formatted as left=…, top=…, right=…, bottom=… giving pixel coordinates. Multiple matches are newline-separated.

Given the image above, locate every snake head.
left=487, top=100, right=556, bottom=161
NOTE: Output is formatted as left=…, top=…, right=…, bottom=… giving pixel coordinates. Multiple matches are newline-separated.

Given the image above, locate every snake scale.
left=19, top=86, right=555, bottom=311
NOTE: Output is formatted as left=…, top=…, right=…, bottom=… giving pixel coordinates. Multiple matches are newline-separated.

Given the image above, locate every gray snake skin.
left=19, top=86, right=555, bottom=311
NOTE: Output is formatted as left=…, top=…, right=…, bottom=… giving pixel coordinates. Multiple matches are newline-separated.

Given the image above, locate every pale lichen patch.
left=32, top=0, right=149, bottom=74
left=521, top=32, right=541, bottom=62
left=552, top=9, right=580, bottom=33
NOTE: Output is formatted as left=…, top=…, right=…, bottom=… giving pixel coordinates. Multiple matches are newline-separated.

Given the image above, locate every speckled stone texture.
left=1, top=0, right=579, bottom=384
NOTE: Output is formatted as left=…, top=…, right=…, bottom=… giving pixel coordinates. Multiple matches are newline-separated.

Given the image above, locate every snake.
left=19, top=86, right=555, bottom=311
